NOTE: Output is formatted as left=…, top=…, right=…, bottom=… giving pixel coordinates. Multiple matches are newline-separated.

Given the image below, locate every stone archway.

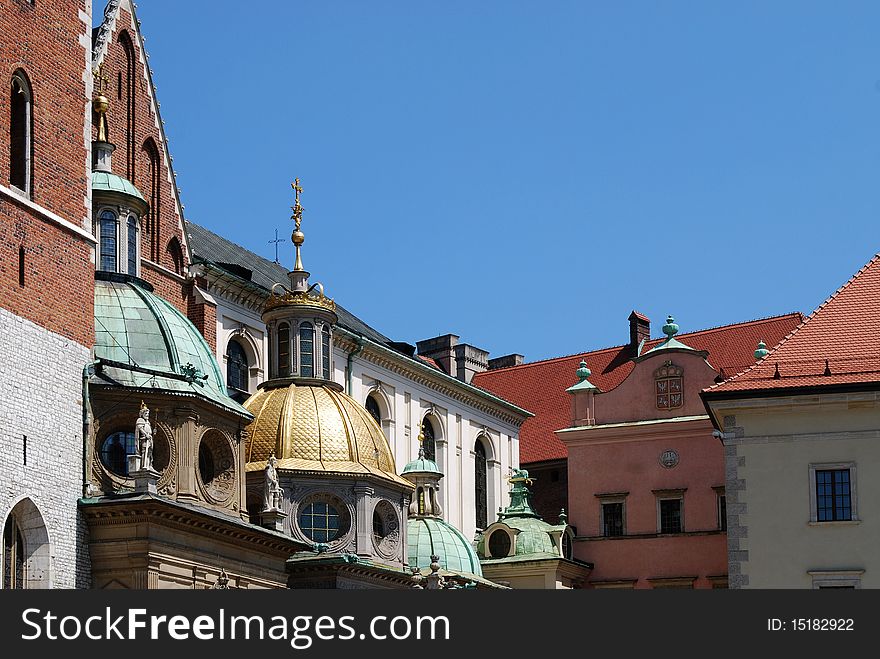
left=3, top=498, right=52, bottom=589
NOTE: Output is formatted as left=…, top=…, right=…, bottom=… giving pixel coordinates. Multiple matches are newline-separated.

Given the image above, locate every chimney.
left=628, top=311, right=651, bottom=356
left=416, top=334, right=490, bottom=383
left=453, top=343, right=489, bottom=383
left=416, top=334, right=459, bottom=376
left=488, top=354, right=525, bottom=370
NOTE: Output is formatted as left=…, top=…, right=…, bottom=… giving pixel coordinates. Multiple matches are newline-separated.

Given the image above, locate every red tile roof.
left=472, top=313, right=802, bottom=464
left=705, top=255, right=880, bottom=394
left=417, top=355, right=443, bottom=371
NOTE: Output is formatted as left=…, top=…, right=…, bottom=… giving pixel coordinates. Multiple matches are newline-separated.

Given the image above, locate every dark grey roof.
left=185, top=221, right=394, bottom=347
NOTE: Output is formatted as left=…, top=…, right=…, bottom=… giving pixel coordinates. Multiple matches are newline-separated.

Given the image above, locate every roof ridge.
left=705, top=253, right=880, bottom=391
left=187, top=220, right=285, bottom=276
left=475, top=311, right=805, bottom=377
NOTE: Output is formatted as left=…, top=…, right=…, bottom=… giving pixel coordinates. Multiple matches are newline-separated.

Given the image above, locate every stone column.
left=353, top=483, right=374, bottom=558
left=173, top=407, right=200, bottom=502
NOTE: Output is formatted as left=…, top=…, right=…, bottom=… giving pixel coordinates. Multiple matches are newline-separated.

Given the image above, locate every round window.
left=196, top=431, right=236, bottom=503
left=298, top=494, right=350, bottom=543
left=100, top=430, right=169, bottom=477
left=372, top=500, right=400, bottom=557
left=488, top=529, right=512, bottom=558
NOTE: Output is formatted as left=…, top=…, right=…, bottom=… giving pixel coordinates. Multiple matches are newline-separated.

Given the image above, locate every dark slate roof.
left=185, top=221, right=394, bottom=347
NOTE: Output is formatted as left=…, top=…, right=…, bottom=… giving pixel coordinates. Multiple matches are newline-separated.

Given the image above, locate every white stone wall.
left=0, top=307, right=91, bottom=588
left=209, top=301, right=522, bottom=542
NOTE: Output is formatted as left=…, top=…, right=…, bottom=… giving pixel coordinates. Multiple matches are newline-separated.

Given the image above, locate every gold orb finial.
left=290, top=178, right=305, bottom=271
left=93, top=65, right=111, bottom=142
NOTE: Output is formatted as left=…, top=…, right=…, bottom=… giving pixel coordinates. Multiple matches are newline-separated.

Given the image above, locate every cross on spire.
left=268, top=228, right=286, bottom=264
left=291, top=178, right=304, bottom=231
left=93, top=65, right=109, bottom=96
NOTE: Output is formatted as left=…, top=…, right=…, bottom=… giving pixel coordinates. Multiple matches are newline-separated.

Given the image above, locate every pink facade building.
left=558, top=317, right=745, bottom=588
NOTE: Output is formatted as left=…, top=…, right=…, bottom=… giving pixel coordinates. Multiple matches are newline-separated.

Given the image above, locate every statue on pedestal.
left=263, top=454, right=282, bottom=511
left=135, top=402, right=154, bottom=472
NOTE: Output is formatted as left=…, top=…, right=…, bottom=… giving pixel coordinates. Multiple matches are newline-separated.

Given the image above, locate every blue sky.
left=118, top=1, right=880, bottom=363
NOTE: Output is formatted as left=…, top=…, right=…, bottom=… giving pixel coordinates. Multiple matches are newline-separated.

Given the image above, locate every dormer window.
left=95, top=207, right=141, bottom=275
left=655, top=361, right=683, bottom=410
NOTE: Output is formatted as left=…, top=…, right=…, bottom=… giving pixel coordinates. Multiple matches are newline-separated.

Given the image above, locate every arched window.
left=10, top=71, right=33, bottom=195
left=474, top=439, right=488, bottom=530
left=2, top=515, right=25, bottom=589
left=166, top=237, right=183, bottom=276
left=321, top=324, right=331, bottom=379
left=99, top=430, right=136, bottom=476
left=98, top=210, right=118, bottom=272
left=226, top=339, right=249, bottom=400
left=365, top=395, right=382, bottom=425
left=278, top=323, right=290, bottom=377
left=119, top=31, right=136, bottom=180
left=299, top=322, right=314, bottom=378
left=421, top=417, right=436, bottom=462
left=126, top=216, right=139, bottom=275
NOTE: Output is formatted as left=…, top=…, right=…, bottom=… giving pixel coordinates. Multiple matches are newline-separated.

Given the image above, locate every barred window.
left=421, top=417, right=436, bottom=462
left=816, top=469, right=851, bottom=522
left=2, top=515, right=25, bottom=590
left=474, top=440, right=488, bottom=530
left=602, top=502, right=624, bottom=537
left=99, top=210, right=118, bottom=272
left=299, top=322, right=314, bottom=378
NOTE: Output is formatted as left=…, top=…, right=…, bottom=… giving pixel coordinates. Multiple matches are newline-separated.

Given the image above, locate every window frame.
left=10, top=70, right=33, bottom=197
left=596, top=491, right=628, bottom=538
left=474, top=438, right=488, bottom=531
left=713, top=486, right=727, bottom=531
left=97, top=208, right=119, bottom=272
left=126, top=214, right=139, bottom=276
left=2, top=514, right=25, bottom=590
left=225, top=338, right=251, bottom=398
left=809, top=462, right=858, bottom=523
left=654, top=488, right=686, bottom=534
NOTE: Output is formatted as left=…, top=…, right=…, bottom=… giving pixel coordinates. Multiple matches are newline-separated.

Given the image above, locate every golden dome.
left=244, top=381, right=412, bottom=488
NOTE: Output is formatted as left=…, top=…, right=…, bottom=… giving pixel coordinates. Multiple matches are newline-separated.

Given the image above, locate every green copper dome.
left=402, top=455, right=442, bottom=476
left=407, top=517, right=482, bottom=578
left=92, top=272, right=250, bottom=417
left=92, top=170, right=147, bottom=203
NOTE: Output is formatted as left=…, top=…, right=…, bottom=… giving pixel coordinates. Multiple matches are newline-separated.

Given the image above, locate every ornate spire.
left=500, top=468, right=539, bottom=519
left=575, top=360, right=591, bottom=382
left=291, top=178, right=305, bottom=272
left=662, top=315, right=679, bottom=338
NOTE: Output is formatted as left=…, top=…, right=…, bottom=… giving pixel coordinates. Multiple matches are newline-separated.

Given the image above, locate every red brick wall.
left=187, top=276, right=217, bottom=353
left=0, top=0, right=93, bottom=347
left=525, top=460, right=569, bottom=524
left=96, top=7, right=190, bottom=306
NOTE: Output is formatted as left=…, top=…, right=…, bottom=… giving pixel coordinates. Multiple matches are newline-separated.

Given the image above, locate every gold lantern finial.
left=93, top=65, right=111, bottom=142
left=290, top=178, right=305, bottom=271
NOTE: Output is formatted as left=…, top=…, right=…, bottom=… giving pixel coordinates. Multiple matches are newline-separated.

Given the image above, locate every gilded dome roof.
left=407, top=517, right=483, bottom=578
left=244, top=381, right=412, bottom=488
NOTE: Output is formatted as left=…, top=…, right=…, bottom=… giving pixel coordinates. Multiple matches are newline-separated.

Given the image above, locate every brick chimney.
left=488, top=354, right=524, bottom=370
left=416, top=334, right=489, bottom=383
left=628, top=311, right=650, bottom=356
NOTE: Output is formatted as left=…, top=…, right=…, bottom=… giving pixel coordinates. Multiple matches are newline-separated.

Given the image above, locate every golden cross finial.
left=290, top=179, right=304, bottom=231
left=93, top=65, right=110, bottom=96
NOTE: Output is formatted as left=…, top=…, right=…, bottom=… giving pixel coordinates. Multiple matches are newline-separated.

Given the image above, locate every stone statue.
left=263, top=454, right=282, bottom=511
left=135, top=402, right=154, bottom=472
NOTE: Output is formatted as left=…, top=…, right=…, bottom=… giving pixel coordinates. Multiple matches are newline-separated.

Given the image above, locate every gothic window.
left=119, top=31, right=136, bottom=179
left=226, top=339, right=250, bottom=400
left=299, top=322, right=314, bottom=378
left=474, top=439, right=488, bottom=530
left=2, top=515, right=25, bottom=590
left=655, top=362, right=684, bottom=410
left=142, top=139, right=161, bottom=259
left=98, top=210, right=118, bottom=272
left=321, top=324, right=331, bottom=379
left=166, top=237, right=184, bottom=276
left=365, top=395, right=382, bottom=425
left=278, top=323, right=290, bottom=377
left=126, top=215, right=139, bottom=275
left=10, top=70, right=32, bottom=195
left=421, top=417, right=436, bottom=462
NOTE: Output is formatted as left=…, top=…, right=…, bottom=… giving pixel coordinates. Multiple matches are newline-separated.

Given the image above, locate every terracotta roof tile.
left=705, top=255, right=880, bottom=395
left=473, top=313, right=802, bottom=464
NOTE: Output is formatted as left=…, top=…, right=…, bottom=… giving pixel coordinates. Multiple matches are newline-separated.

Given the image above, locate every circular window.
left=372, top=500, right=400, bottom=558
left=488, top=529, right=512, bottom=558
left=99, top=430, right=169, bottom=477
left=196, top=431, right=236, bottom=503
left=298, top=494, right=350, bottom=543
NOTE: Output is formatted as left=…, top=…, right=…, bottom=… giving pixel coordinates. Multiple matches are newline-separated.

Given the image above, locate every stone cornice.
left=79, top=496, right=307, bottom=555
left=0, top=184, right=96, bottom=244
left=557, top=416, right=712, bottom=447
left=194, top=261, right=267, bottom=312
left=336, top=330, right=532, bottom=428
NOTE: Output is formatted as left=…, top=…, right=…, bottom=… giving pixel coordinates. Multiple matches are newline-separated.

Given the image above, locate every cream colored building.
left=703, top=254, right=880, bottom=589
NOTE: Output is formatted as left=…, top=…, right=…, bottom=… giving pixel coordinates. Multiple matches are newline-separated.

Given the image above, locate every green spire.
left=576, top=360, right=591, bottom=381
left=566, top=359, right=598, bottom=393
left=662, top=315, right=679, bottom=338
left=499, top=469, right=540, bottom=519
left=754, top=340, right=770, bottom=360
